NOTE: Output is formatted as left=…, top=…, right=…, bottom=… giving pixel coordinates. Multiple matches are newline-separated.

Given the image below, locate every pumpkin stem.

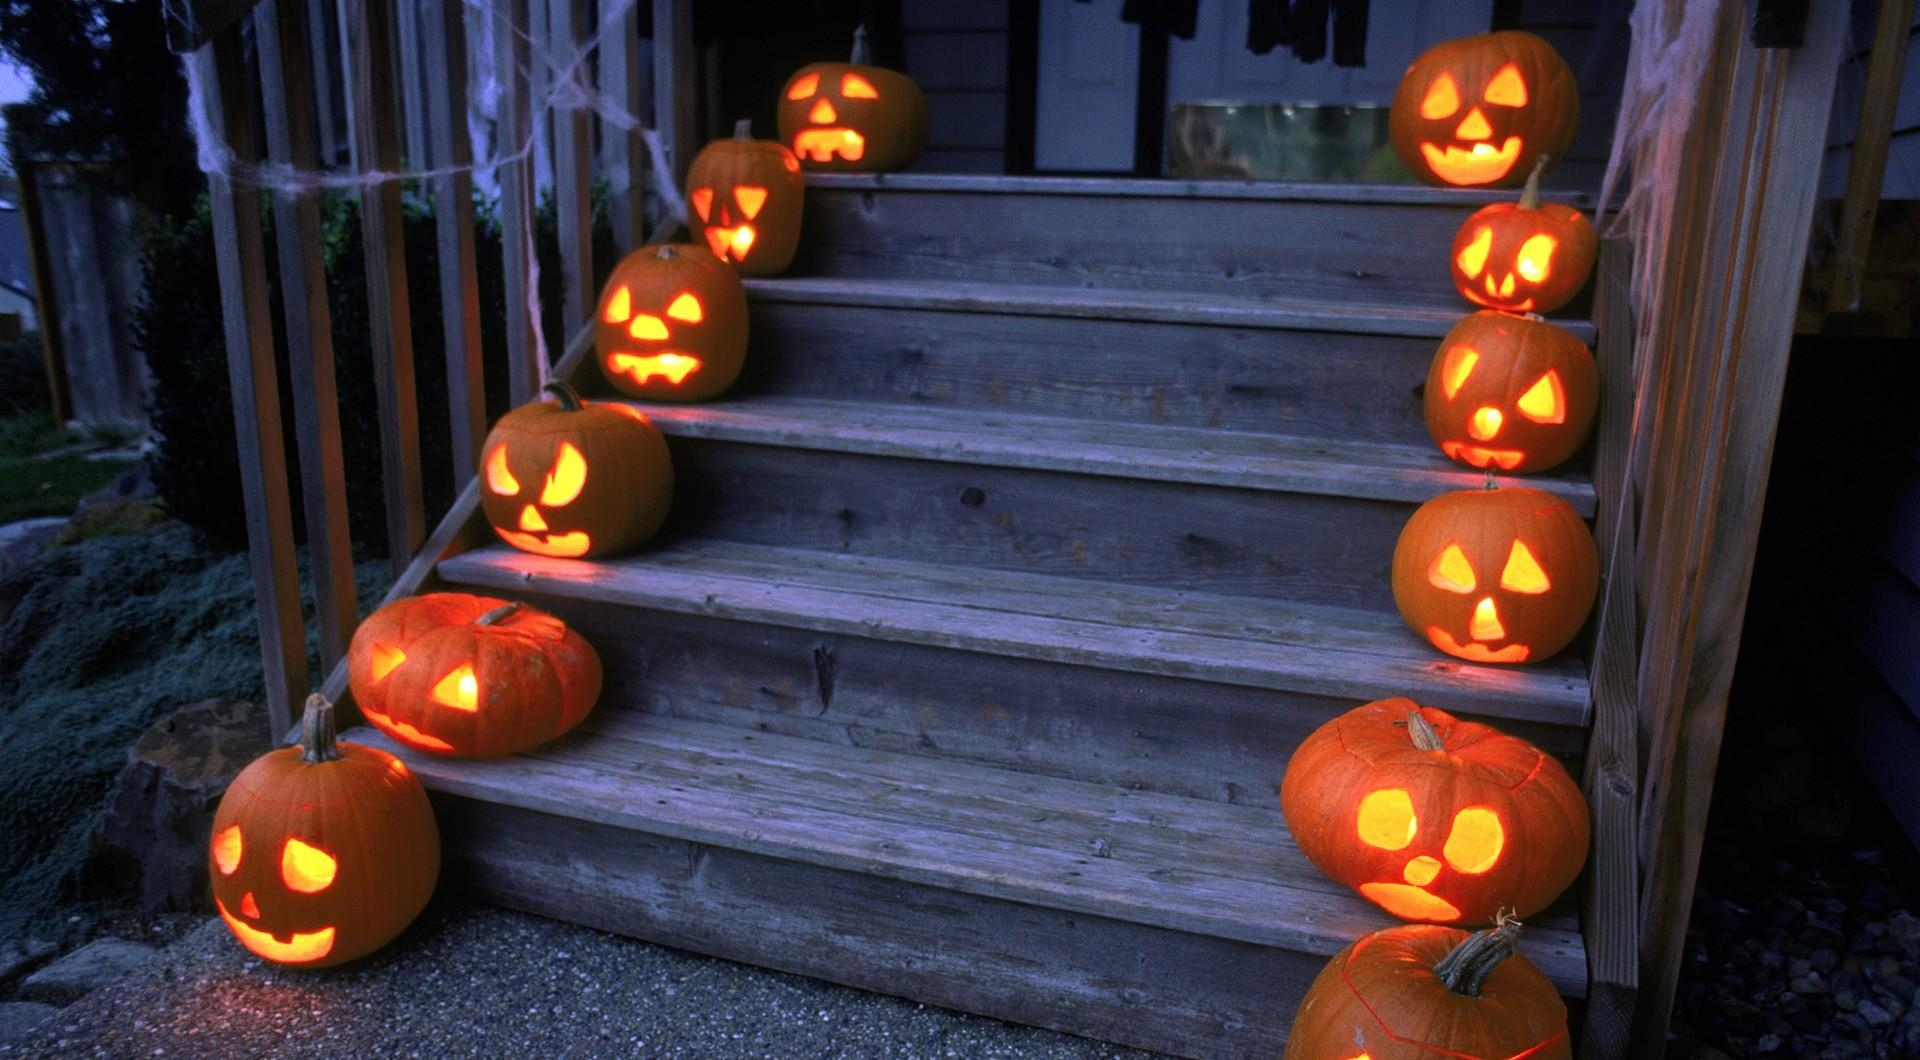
left=850, top=24, right=872, bottom=65
left=1433, top=913, right=1523, bottom=998
left=1518, top=155, right=1548, bottom=211
left=542, top=381, right=585, bottom=412
left=299, top=694, right=343, bottom=764
left=732, top=118, right=754, bottom=140
left=1405, top=708, right=1446, bottom=751
left=475, top=602, right=525, bottom=627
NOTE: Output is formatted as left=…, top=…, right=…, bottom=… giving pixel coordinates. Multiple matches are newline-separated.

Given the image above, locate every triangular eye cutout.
left=1441, top=345, right=1480, bottom=400
left=1484, top=63, right=1528, bottom=107
left=1500, top=540, right=1552, bottom=593
left=666, top=292, right=703, bottom=323
left=540, top=442, right=587, bottom=506
left=485, top=446, right=520, bottom=495
left=369, top=643, right=407, bottom=682
left=733, top=186, right=768, bottom=219
left=1421, top=72, right=1461, bottom=119
left=431, top=663, right=479, bottom=711
left=1428, top=543, right=1478, bottom=593
left=841, top=73, right=879, bottom=98
left=629, top=314, right=668, bottom=340
left=1516, top=371, right=1566, bottom=424
left=602, top=284, right=631, bottom=324
left=1456, top=226, right=1493, bottom=278
left=689, top=188, right=713, bottom=223
left=785, top=72, right=819, bottom=100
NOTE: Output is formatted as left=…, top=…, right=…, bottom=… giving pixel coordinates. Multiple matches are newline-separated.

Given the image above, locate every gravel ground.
left=1, top=900, right=1156, bottom=1060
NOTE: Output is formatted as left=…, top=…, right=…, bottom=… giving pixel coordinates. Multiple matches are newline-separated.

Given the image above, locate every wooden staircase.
left=345, top=174, right=1614, bottom=1057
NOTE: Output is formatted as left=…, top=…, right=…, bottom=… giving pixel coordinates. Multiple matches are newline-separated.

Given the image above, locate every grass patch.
left=0, top=452, right=139, bottom=523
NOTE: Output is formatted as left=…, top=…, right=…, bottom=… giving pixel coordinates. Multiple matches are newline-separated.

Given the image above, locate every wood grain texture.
left=1824, top=0, right=1915, bottom=314
left=802, top=173, right=1598, bottom=206
left=256, top=0, right=356, bottom=672
left=346, top=716, right=1587, bottom=993
left=437, top=539, right=1592, bottom=728
left=196, top=30, right=308, bottom=738
left=652, top=0, right=696, bottom=191
left=493, top=0, right=540, bottom=402
left=423, top=0, right=486, bottom=484
left=548, top=0, right=592, bottom=338
left=598, top=2, right=649, bottom=254
left=617, top=396, right=1596, bottom=513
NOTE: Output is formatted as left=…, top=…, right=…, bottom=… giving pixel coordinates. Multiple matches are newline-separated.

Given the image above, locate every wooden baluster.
left=653, top=0, right=696, bottom=217
left=600, top=2, right=651, bottom=255
left=550, top=0, right=594, bottom=337
left=494, top=0, right=542, bottom=401
left=424, top=0, right=487, bottom=482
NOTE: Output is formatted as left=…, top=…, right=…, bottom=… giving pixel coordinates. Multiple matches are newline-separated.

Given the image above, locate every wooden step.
left=793, top=174, right=1599, bottom=309
left=737, top=279, right=1597, bottom=450
left=345, top=713, right=1586, bottom=1057
left=436, top=539, right=1592, bottom=801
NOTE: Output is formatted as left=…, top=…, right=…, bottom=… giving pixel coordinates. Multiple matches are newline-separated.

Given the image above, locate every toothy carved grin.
left=609, top=351, right=702, bottom=386
left=1427, top=626, right=1531, bottom=664
left=793, top=128, right=866, bottom=162
left=216, top=897, right=337, bottom=963
left=492, top=528, right=592, bottom=558
left=1439, top=441, right=1529, bottom=470
left=1420, top=136, right=1524, bottom=185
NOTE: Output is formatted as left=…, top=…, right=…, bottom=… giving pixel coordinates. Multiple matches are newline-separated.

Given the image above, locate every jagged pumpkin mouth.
left=793, top=128, right=866, bottom=162
left=608, top=351, right=703, bottom=387
left=1427, top=625, right=1531, bottom=664
left=1439, top=442, right=1529, bottom=470
left=216, top=897, right=337, bottom=962
left=1420, top=136, right=1524, bottom=185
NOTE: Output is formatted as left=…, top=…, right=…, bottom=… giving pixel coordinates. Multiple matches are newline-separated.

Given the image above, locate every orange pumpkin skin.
left=1389, top=31, right=1578, bottom=188
left=347, top=593, right=602, bottom=758
left=688, top=120, right=805, bottom=276
left=1392, top=487, right=1598, bottom=665
left=209, top=697, right=439, bottom=968
left=594, top=244, right=749, bottom=402
left=1450, top=166, right=1597, bottom=313
left=480, top=383, right=674, bottom=559
left=1424, top=312, right=1597, bottom=474
left=1279, top=698, right=1589, bottom=925
left=777, top=28, right=927, bottom=172
left=1282, top=922, right=1570, bottom=1060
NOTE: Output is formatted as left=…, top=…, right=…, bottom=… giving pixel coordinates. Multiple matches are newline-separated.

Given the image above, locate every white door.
left=1034, top=0, right=1140, bottom=171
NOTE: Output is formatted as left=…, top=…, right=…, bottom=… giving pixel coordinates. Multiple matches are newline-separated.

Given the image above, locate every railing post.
left=424, top=0, right=487, bottom=482
left=193, top=28, right=308, bottom=738
left=652, top=0, right=696, bottom=208
left=256, top=0, right=358, bottom=670
left=599, top=2, right=651, bottom=254
left=494, top=0, right=542, bottom=402
left=550, top=0, right=594, bottom=336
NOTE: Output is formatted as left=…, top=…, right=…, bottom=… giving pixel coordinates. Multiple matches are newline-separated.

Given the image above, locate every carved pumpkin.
left=347, top=593, right=601, bottom=758
left=777, top=25, right=928, bottom=172
left=480, top=382, right=673, bottom=559
left=1424, top=311, right=1597, bottom=474
left=1282, top=919, right=1570, bottom=1060
left=209, top=695, right=439, bottom=967
left=1389, top=31, right=1578, bottom=188
left=1392, top=486, right=1598, bottom=665
left=1450, top=158, right=1597, bottom=313
left=594, top=244, right=748, bottom=402
left=1279, top=698, right=1589, bottom=924
left=687, top=119, right=805, bottom=276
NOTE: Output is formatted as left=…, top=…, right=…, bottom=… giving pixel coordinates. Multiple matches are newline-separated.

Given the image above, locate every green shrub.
left=0, top=333, right=53, bottom=418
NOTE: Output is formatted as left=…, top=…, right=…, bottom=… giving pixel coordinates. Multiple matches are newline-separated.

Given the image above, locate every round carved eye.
left=280, top=838, right=338, bottom=893
left=1356, top=788, right=1417, bottom=850
left=1443, top=807, right=1506, bottom=873
left=212, top=824, right=243, bottom=875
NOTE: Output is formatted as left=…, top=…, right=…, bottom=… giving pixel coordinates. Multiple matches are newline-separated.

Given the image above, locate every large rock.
left=0, top=937, right=56, bottom=990
left=16, top=938, right=157, bottom=1004
left=88, top=698, right=275, bottom=913
left=0, top=1001, right=60, bottom=1044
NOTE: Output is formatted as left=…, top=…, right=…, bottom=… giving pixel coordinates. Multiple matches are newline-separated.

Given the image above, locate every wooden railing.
left=173, top=0, right=693, bottom=739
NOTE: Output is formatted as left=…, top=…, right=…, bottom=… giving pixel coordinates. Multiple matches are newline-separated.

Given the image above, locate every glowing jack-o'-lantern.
left=593, top=244, right=748, bottom=402
left=479, top=382, right=673, bottom=559
left=1389, top=31, right=1578, bottom=188
left=347, top=592, right=601, bottom=758
left=777, top=25, right=928, bottom=172
left=1282, top=919, right=1571, bottom=1060
left=1391, top=486, right=1598, bottom=665
left=209, top=695, right=438, bottom=967
left=1424, top=311, right=1597, bottom=474
left=1280, top=698, right=1590, bottom=925
left=687, top=119, right=804, bottom=277
left=1450, top=158, right=1597, bottom=314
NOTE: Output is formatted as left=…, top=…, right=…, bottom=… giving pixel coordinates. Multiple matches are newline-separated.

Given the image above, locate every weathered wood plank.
left=1631, top=6, right=1849, bottom=1053
left=598, top=2, right=650, bottom=254
left=494, top=0, right=541, bottom=401
left=342, top=0, right=426, bottom=575
left=745, top=276, right=1599, bottom=343
left=423, top=0, right=486, bottom=484
left=803, top=172, right=1597, bottom=206
left=195, top=30, right=307, bottom=737
left=618, top=397, right=1597, bottom=513
left=549, top=0, right=593, bottom=337
left=437, top=539, right=1592, bottom=727
left=652, top=0, right=697, bottom=193
left=256, top=0, right=357, bottom=672
left=435, top=800, right=1308, bottom=1058
left=1578, top=238, right=1637, bottom=1060
left=347, top=720, right=1587, bottom=994
left=1823, top=0, right=1914, bottom=315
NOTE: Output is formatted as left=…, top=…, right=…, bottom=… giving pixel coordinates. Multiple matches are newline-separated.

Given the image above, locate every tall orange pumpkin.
left=1389, top=31, right=1578, bottom=188
left=348, top=593, right=602, bottom=758
left=209, top=695, right=439, bottom=967
left=1450, top=158, right=1597, bottom=313
left=777, top=25, right=927, bottom=172
left=1283, top=919, right=1570, bottom=1060
left=1280, top=698, right=1589, bottom=924
left=480, top=382, right=674, bottom=559
left=687, top=119, right=805, bottom=276
left=594, top=244, right=749, bottom=401
left=1391, top=486, right=1598, bottom=665
left=1424, top=311, right=1597, bottom=474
